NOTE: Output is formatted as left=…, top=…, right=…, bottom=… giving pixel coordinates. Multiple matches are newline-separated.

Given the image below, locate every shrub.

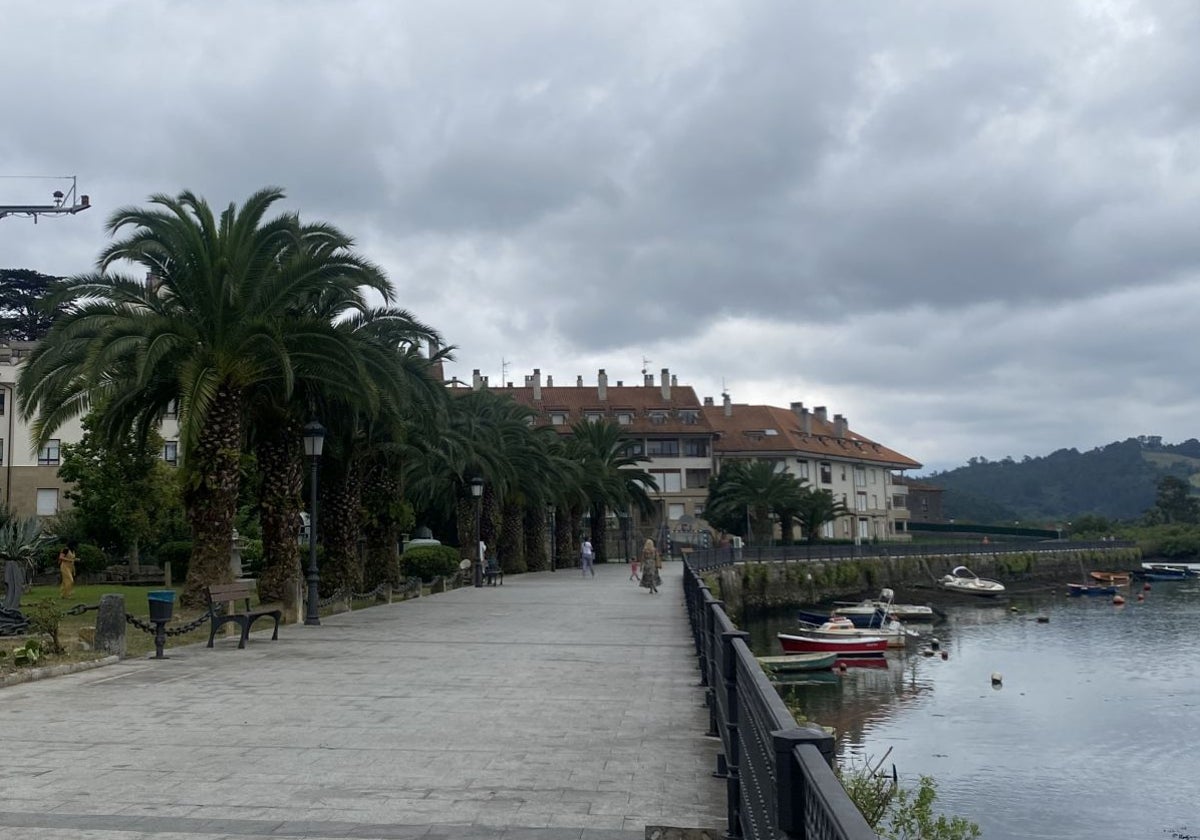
left=26, top=600, right=65, bottom=654
left=400, top=545, right=461, bottom=582
left=156, top=540, right=193, bottom=582
left=240, top=538, right=264, bottom=576
left=76, top=543, right=108, bottom=576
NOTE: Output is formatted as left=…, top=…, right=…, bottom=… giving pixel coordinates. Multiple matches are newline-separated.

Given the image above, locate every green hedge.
left=76, top=543, right=108, bottom=575
left=400, top=545, right=461, bottom=582
left=156, top=540, right=193, bottom=582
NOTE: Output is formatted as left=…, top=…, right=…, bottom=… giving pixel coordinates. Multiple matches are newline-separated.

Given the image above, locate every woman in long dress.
left=58, top=542, right=77, bottom=599
left=639, top=539, right=660, bottom=593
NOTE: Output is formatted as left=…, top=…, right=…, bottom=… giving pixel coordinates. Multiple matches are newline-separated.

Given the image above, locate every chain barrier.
left=64, top=603, right=99, bottom=616
left=124, top=606, right=216, bottom=636
left=317, top=582, right=392, bottom=606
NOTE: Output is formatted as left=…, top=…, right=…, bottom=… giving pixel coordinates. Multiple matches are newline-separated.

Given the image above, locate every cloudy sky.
left=3, top=1, right=1198, bottom=472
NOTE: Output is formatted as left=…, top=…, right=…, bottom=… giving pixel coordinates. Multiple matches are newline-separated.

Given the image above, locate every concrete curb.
left=0, top=654, right=120, bottom=689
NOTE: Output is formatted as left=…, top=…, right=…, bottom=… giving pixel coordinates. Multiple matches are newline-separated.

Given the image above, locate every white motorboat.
left=833, top=588, right=939, bottom=624
left=939, top=566, right=1006, bottom=597
left=796, top=615, right=917, bottom=648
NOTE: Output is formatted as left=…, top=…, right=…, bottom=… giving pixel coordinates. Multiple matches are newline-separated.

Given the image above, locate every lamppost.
left=303, top=420, right=325, bottom=626
left=471, top=477, right=484, bottom=587
left=617, top=510, right=630, bottom=563
left=547, top=504, right=557, bottom=572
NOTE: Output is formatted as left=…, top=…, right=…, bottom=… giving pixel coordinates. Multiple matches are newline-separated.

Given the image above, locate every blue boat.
left=1134, top=566, right=1191, bottom=581
left=1067, top=583, right=1117, bottom=597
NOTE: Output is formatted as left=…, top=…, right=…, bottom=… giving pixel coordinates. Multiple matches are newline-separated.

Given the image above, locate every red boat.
left=777, top=632, right=889, bottom=656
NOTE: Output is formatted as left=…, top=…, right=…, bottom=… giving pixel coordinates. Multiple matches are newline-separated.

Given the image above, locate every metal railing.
left=688, top=539, right=1136, bottom=571
left=683, top=560, right=877, bottom=840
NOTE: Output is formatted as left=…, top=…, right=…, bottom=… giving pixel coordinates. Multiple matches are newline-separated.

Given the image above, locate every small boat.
left=1067, top=583, right=1118, bottom=597
left=1133, top=565, right=1193, bottom=581
left=797, top=615, right=915, bottom=648
left=939, top=565, right=1006, bottom=597
left=777, top=632, right=889, bottom=656
left=757, top=652, right=838, bottom=674
left=833, top=588, right=940, bottom=624
left=1089, top=571, right=1131, bottom=585
left=1140, top=561, right=1200, bottom=574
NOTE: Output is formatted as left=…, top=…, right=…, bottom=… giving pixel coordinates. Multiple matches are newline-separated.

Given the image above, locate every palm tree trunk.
left=361, top=463, right=403, bottom=590
left=456, top=492, right=475, bottom=564
left=523, top=507, right=548, bottom=572
left=321, top=462, right=363, bottom=596
left=181, top=383, right=242, bottom=607
left=589, top=502, right=607, bottom=563
left=255, top=420, right=303, bottom=621
left=497, top=499, right=525, bottom=573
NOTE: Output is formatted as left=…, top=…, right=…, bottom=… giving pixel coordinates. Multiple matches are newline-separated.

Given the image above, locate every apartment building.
left=701, top=396, right=922, bottom=542
left=481, top=367, right=715, bottom=537
left=0, top=341, right=180, bottom=519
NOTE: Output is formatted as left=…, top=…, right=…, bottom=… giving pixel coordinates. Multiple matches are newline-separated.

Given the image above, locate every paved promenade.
left=1, top=561, right=725, bottom=840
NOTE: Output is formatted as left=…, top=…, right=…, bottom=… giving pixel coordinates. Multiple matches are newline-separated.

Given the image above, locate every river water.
left=742, top=580, right=1200, bottom=840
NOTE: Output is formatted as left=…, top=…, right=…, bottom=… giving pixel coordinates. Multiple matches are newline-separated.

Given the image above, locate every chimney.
left=834, top=414, right=848, bottom=438
left=482, top=375, right=489, bottom=388
left=790, top=401, right=804, bottom=417
left=671, top=374, right=677, bottom=387
left=704, top=396, right=714, bottom=407
left=547, top=375, right=554, bottom=386
left=801, top=406, right=812, bottom=435
left=814, top=406, right=828, bottom=425
left=577, top=375, right=583, bottom=387
left=723, top=392, right=732, bottom=417
left=472, top=369, right=482, bottom=390
left=644, top=373, right=654, bottom=386
left=661, top=367, right=670, bottom=401
left=598, top=369, right=608, bottom=401
left=427, top=340, right=444, bottom=383
left=532, top=368, right=542, bottom=402
left=616, top=380, right=623, bottom=387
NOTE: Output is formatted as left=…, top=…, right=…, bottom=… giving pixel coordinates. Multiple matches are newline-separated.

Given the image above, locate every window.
left=625, top=440, right=644, bottom=456
left=841, top=466, right=847, bottom=481
left=585, top=412, right=603, bottom=424
left=821, top=521, right=835, bottom=539
left=651, top=470, right=682, bottom=492
left=617, top=412, right=633, bottom=425
left=38, top=439, right=61, bottom=466
left=854, top=466, right=866, bottom=487
left=678, top=410, right=699, bottom=425
left=858, top=518, right=870, bottom=540
left=550, top=413, right=567, bottom=426
left=683, top=438, right=709, bottom=457
left=694, top=503, right=705, bottom=517
left=649, top=411, right=668, bottom=425
left=647, top=439, right=679, bottom=456
left=871, top=494, right=878, bottom=510
left=0, top=391, right=5, bottom=416
left=870, top=469, right=877, bottom=485
left=856, top=491, right=867, bottom=512
left=165, top=398, right=179, bottom=417
left=685, top=468, right=711, bottom=489
left=36, top=488, right=59, bottom=516
left=668, top=503, right=685, bottom=521
left=163, top=440, right=178, bottom=466
left=819, top=462, right=832, bottom=484
left=795, top=459, right=810, bottom=479
left=893, top=495, right=908, bottom=510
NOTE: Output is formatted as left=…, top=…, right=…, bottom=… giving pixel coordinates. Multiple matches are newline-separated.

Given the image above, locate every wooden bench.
left=205, top=581, right=282, bottom=649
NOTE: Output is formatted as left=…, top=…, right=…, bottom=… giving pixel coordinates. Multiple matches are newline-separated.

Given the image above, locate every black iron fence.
left=688, top=539, right=1136, bottom=571
left=683, top=560, right=877, bottom=840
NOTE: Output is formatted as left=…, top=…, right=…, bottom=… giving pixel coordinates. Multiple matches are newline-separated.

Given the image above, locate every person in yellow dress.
left=57, top=541, right=77, bottom=598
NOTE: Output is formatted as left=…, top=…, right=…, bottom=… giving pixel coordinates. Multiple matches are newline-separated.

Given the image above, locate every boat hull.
left=777, top=633, right=889, bottom=655
left=1067, top=583, right=1118, bottom=596
left=1089, top=571, right=1131, bottom=585
left=757, top=652, right=838, bottom=674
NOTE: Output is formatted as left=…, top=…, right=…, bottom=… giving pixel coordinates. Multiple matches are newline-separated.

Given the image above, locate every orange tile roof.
left=702, top=403, right=921, bottom=469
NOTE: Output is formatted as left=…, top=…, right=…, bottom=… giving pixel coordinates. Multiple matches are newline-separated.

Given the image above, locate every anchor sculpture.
left=1, top=558, right=30, bottom=635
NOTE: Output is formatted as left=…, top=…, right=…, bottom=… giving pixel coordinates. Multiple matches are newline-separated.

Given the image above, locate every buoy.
left=1112, top=595, right=1126, bottom=605
left=930, top=638, right=941, bottom=651
left=1036, top=616, right=1050, bottom=623
left=1143, top=583, right=1152, bottom=592
left=991, top=672, right=1003, bottom=686
left=838, top=660, right=848, bottom=672
left=940, top=651, right=949, bottom=660
left=1010, top=605, right=1019, bottom=612
left=1137, top=593, right=1145, bottom=602
left=921, top=648, right=934, bottom=657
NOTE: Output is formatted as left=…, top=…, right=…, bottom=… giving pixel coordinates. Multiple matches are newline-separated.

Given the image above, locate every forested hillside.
left=921, top=437, right=1200, bottom=523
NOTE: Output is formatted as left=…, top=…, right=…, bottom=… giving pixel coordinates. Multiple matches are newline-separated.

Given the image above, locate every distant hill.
left=919, top=436, right=1200, bottom=524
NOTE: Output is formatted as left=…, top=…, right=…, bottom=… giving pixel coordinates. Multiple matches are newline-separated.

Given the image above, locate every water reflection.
left=743, top=582, right=1200, bottom=840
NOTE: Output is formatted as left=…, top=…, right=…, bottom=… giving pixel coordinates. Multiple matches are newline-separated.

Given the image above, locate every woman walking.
left=639, top=538, right=660, bottom=593
left=58, top=541, right=77, bottom=599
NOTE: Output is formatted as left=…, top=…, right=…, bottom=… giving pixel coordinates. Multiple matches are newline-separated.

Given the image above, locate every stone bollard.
left=94, top=594, right=127, bottom=657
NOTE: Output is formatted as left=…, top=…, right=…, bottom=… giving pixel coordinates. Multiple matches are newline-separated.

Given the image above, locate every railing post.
left=773, top=726, right=836, bottom=838
left=721, top=630, right=750, bottom=839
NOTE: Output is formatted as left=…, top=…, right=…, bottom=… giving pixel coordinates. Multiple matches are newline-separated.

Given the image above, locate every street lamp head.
left=470, top=476, right=484, bottom=497
left=302, top=420, right=326, bottom=458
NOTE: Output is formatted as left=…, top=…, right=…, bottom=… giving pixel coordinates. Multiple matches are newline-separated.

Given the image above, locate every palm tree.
left=794, top=487, right=851, bottom=543
left=18, top=187, right=387, bottom=605
left=570, top=420, right=657, bottom=563
left=705, top=460, right=805, bottom=545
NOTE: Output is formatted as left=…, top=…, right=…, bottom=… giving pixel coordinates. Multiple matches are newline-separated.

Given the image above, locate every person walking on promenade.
left=580, top=538, right=595, bottom=576
left=640, top=538, right=660, bottom=593
left=629, top=545, right=640, bottom=581
left=58, top=541, right=78, bottom=599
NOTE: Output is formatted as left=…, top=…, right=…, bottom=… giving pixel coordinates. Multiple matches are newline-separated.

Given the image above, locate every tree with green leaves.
left=57, top=413, right=183, bottom=563
left=704, top=459, right=806, bottom=545
left=570, top=420, right=656, bottom=563
left=0, top=268, right=66, bottom=341
left=1145, top=475, right=1200, bottom=525
left=794, top=486, right=851, bottom=543
left=18, top=187, right=390, bottom=605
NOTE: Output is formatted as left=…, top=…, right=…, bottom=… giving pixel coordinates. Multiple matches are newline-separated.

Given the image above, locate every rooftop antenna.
left=641, top=356, right=652, bottom=376
left=500, top=357, right=510, bottom=387
left=0, top=175, right=91, bottom=223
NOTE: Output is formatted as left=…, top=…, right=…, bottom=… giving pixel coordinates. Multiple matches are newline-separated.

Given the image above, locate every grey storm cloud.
left=3, top=0, right=1200, bottom=470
